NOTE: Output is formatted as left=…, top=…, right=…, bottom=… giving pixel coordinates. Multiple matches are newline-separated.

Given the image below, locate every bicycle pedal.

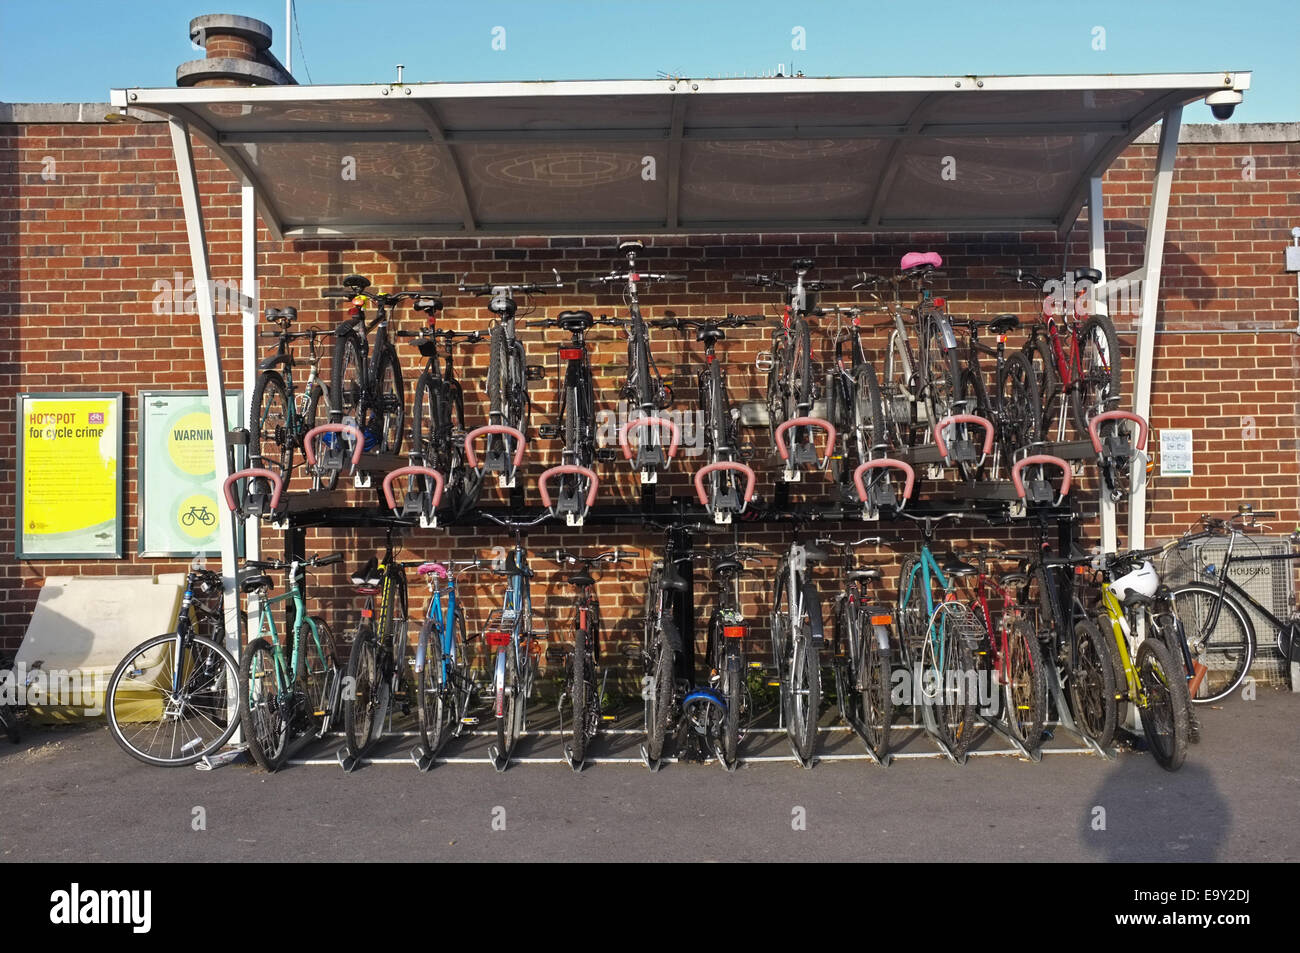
left=460, top=717, right=479, bottom=726
left=595, top=447, right=619, bottom=463
left=525, top=364, right=547, bottom=381
left=601, top=714, right=617, bottom=722
left=748, top=661, right=763, bottom=669
left=766, top=679, right=782, bottom=687
left=537, top=424, right=561, bottom=439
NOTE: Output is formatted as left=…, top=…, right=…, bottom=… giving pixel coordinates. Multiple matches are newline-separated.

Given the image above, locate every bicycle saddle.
left=350, top=557, right=380, bottom=588
left=240, top=573, right=273, bottom=593
left=847, top=567, right=883, bottom=582
left=792, top=257, right=814, bottom=272
left=557, top=309, right=594, bottom=331
left=413, top=297, right=442, bottom=315
left=417, top=562, right=448, bottom=578
left=265, top=306, right=297, bottom=322
left=804, top=543, right=832, bottom=563
left=696, top=324, right=725, bottom=344
left=998, top=571, right=1028, bottom=587
left=661, top=566, right=689, bottom=591
left=567, top=572, right=596, bottom=588
left=712, top=557, right=743, bottom=575
left=941, top=553, right=979, bottom=577
left=343, top=274, right=371, bottom=293
left=900, top=251, right=942, bottom=271
left=1071, top=267, right=1103, bottom=284
left=988, top=313, right=1018, bottom=333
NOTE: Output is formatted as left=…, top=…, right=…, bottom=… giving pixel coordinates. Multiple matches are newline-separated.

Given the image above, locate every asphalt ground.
left=2, top=688, right=1296, bottom=863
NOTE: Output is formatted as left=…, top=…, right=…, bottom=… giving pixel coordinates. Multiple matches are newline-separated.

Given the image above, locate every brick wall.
left=1, top=111, right=1297, bottom=690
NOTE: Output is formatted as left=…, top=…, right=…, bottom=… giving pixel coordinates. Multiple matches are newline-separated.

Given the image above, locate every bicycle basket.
left=929, top=600, right=985, bottom=648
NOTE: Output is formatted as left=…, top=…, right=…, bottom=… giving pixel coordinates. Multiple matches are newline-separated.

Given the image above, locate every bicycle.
left=702, top=543, right=767, bottom=769
left=527, top=307, right=621, bottom=525
left=738, top=258, right=837, bottom=481
left=104, top=563, right=241, bottom=766
left=410, top=558, right=482, bottom=770
left=179, top=505, right=216, bottom=528
left=856, top=253, right=964, bottom=459
left=481, top=511, right=550, bottom=771
left=823, top=536, right=895, bottom=762
left=653, top=313, right=763, bottom=522
left=582, top=240, right=683, bottom=484
left=950, top=311, right=1042, bottom=476
left=247, top=308, right=341, bottom=492
left=541, top=546, right=634, bottom=770
left=325, top=274, right=435, bottom=459
left=820, top=304, right=888, bottom=502
left=960, top=548, right=1047, bottom=755
left=398, top=303, right=487, bottom=520
left=1092, top=547, right=1193, bottom=771
left=1165, top=505, right=1300, bottom=702
left=771, top=527, right=831, bottom=766
left=893, top=512, right=985, bottom=761
left=458, top=271, right=562, bottom=487
left=237, top=552, right=345, bottom=772
left=339, top=535, right=412, bottom=770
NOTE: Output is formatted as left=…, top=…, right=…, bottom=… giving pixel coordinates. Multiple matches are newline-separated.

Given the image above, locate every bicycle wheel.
left=494, top=640, right=524, bottom=763
left=996, top=351, right=1042, bottom=450
left=933, top=613, right=978, bottom=758
left=859, top=606, right=893, bottom=756
left=238, top=637, right=291, bottom=772
left=106, top=633, right=239, bottom=767
left=721, top=637, right=743, bottom=767
left=249, top=371, right=293, bottom=483
left=331, top=332, right=365, bottom=430
left=300, top=616, right=340, bottom=733
left=883, top=330, right=915, bottom=450
left=343, top=625, right=380, bottom=757
left=921, top=312, right=962, bottom=432
left=1170, top=584, right=1255, bottom=703
left=778, top=570, right=821, bottom=762
left=411, top=370, right=438, bottom=468
left=567, top=621, right=592, bottom=765
left=1004, top=616, right=1047, bottom=751
left=411, top=371, right=458, bottom=510
left=1070, top=618, right=1119, bottom=748
left=1024, top=336, right=1062, bottom=441
left=374, top=347, right=405, bottom=455
left=417, top=604, right=465, bottom=758
left=303, top=381, right=340, bottom=491
left=766, top=333, right=788, bottom=447
left=788, top=320, right=814, bottom=420
left=1070, top=315, right=1121, bottom=437
left=1136, top=636, right=1191, bottom=771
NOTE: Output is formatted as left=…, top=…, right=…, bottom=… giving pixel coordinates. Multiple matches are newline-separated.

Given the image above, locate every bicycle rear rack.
left=852, top=457, right=916, bottom=520
left=303, top=423, right=364, bottom=486
left=538, top=464, right=600, bottom=526
left=619, top=415, right=681, bottom=484
left=382, top=465, right=446, bottom=528
left=465, top=424, right=526, bottom=488
left=222, top=467, right=284, bottom=520
left=774, top=416, right=836, bottom=482
left=693, top=461, right=756, bottom=524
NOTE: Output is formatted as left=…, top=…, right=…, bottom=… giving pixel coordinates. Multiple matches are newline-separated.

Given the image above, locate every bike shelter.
left=108, top=71, right=1250, bottom=766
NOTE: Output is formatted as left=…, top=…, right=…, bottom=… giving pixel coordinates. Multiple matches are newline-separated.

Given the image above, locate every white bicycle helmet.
left=1111, top=560, right=1159, bottom=601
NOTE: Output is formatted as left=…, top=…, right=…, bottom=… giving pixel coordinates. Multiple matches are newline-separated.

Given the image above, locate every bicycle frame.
left=414, top=570, right=459, bottom=687
left=900, top=545, right=954, bottom=666
left=255, top=563, right=325, bottom=699
left=490, top=542, right=534, bottom=720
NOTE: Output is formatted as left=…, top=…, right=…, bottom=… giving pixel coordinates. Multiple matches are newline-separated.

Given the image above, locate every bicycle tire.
left=249, top=370, right=293, bottom=484
left=343, top=624, right=379, bottom=757
left=1070, top=314, right=1122, bottom=437
left=1005, top=616, right=1047, bottom=751
left=996, top=350, right=1042, bottom=450
left=331, top=331, right=365, bottom=429
left=1024, top=335, right=1062, bottom=441
left=106, top=633, right=239, bottom=767
left=789, top=319, right=813, bottom=420
left=1136, top=636, right=1191, bottom=771
left=883, top=330, right=915, bottom=450
left=568, top=621, right=590, bottom=765
left=1170, top=584, right=1256, bottom=703
left=921, top=311, right=962, bottom=436
left=238, top=637, right=291, bottom=772
left=860, top=606, right=893, bottom=756
left=374, top=346, right=405, bottom=455
left=417, top=603, right=465, bottom=758
left=301, top=616, right=340, bottom=732
left=495, top=640, right=524, bottom=763
left=303, top=382, right=340, bottom=491
left=1072, top=617, right=1119, bottom=748
left=775, top=567, right=820, bottom=762
left=766, top=332, right=788, bottom=447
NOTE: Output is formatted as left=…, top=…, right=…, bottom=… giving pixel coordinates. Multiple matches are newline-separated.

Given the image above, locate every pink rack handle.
left=1088, top=410, right=1149, bottom=454
left=774, top=416, right=837, bottom=466
left=382, top=466, right=445, bottom=512
left=932, top=414, right=995, bottom=462
left=222, top=468, right=283, bottom=514
left=1011, top=454, right=1073, bottom=505
left=619, top=416, right=681, bottom=461
left=901, top=251, right=942, bottom=270
left=853, top=458, right=916, bottom=508
left=464, top=425, right=526, bottom=468
left=302, top=424, right=364, bottom=467
left=693, top=461, right=757, bottom=506
left=537, top=465, right=599, bottom=510
left=417, top=562, right=449, bottom=579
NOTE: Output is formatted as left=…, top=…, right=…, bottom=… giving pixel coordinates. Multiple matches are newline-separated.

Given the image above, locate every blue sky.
left=1, top=0, right=1296, bottom=121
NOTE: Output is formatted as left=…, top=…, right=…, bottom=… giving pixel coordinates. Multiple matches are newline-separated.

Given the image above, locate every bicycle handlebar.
left=246, top=552, right=341, bottom=570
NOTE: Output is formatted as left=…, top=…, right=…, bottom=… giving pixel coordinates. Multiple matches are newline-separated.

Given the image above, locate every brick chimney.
left=178, top=14, right=297, bottom=87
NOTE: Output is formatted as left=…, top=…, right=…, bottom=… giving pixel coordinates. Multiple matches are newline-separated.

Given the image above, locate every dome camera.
left=1205, top=89, right=1243, bottom=121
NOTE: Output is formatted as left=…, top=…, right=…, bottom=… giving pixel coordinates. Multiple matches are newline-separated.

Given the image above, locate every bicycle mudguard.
left=801, top=576, right=825, bottom=641
left=257, top=353, right=290, bottom=372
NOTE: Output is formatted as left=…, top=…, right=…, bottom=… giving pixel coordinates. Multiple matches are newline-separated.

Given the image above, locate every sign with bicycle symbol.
left=138, top=391, right=243, bottom=557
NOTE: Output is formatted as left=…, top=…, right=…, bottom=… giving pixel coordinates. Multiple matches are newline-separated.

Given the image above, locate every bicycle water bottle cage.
left=619, top=416, right=681, bottom=479
left=537, top=465, right=599, bottom=526
left=774, top=416, right=837, bottom=475
left=1011, top=454, right=1072, bottom=507
left=1088, top=410, right=1149, bottom=460
left=222, top=468, right=284, bottom=520
left=382, top=466, right=445, bottom=527
left=303, top=423, right=364, bottom=478
left=693, top=461, right=757, bottom=523
left=464, top=424, right=526, bottom=484
left=932, top=414, right=994, bottom=469
left=853, top=458, right=916, bottom=517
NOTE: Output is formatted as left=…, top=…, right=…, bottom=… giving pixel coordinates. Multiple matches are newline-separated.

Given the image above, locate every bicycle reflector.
left=870, top=614, right=893, bottom=626
left=559, top=346, right=585, bottom=361
left=485, top=630, right=511, bottom=648
left=723, top=624, right=747, bottom=639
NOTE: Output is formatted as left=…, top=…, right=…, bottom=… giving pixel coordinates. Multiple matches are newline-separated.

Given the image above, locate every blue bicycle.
left=411, top=558, right=484, bottom=771
left=895, top=512, right=984, bottom=760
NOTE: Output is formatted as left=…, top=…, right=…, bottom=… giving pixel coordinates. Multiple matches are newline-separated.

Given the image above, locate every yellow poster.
left=19, top=394, right=122, bottom=558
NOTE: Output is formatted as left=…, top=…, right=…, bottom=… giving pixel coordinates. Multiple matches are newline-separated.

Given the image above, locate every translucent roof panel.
left=112, top=72, right=1249, bottom=237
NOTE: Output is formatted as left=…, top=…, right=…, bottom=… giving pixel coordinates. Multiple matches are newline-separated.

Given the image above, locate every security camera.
left=1205, top=89, right=1243, bottom=121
